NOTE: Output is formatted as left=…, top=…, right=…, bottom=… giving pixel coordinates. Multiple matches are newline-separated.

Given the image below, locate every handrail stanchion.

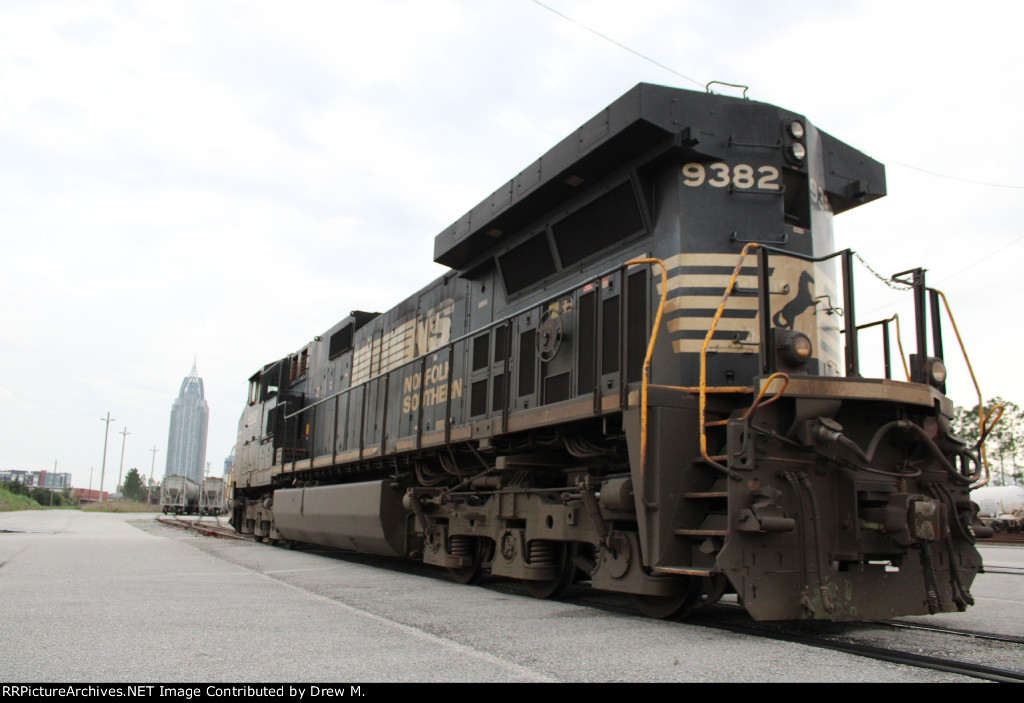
left=881, top=320, right=892, bottom=380
left=842, top=250, right=859, bottom=377
left=757, top=247, right=773, bottom=376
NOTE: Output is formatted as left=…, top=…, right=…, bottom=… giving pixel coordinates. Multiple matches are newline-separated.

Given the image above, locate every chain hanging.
left=853, top=251, right=913, bottom=290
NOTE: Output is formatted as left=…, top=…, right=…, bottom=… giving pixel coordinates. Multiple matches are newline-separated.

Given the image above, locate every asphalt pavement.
left=0, top=510, right=1011, bottom=683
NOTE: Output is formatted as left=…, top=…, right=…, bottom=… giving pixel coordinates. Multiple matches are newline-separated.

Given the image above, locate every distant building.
left=224, top=448, right=235, bottom=477
left=0, top=469, right=71, bottom=488
left=165, top=362, right=210, bottom=484
left=73, top=488, right=109, bottom=503
left=38, top=471, right=72, bottom=488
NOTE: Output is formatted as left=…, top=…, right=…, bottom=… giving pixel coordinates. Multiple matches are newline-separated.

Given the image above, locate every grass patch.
left=0, top=482, right=160, bottom=513
left=0, top=486, right=43, bottom=511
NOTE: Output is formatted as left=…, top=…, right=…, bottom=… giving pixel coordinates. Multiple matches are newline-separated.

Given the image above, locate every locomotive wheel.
left=689, top=574, right=729, bottom=613
left=629, top=578, right=702, bottom=619
left=525, top=542, right=576, bottom=600
left=447, top=537, right=488, bottom=585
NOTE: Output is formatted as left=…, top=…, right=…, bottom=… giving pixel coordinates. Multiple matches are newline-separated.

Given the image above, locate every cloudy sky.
left=2, top=0, right=1022, bottom=492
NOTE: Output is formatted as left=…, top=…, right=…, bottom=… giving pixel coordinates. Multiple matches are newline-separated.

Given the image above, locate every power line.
left=528, top=0, right=704, bottom=89
left=0, top=382, right=98, bottom=417
left=888, top=160, right=1024, bottom=190
left=935, top=232, right=1024, bottom=284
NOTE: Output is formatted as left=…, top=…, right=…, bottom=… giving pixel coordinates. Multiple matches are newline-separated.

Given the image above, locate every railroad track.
left=384, top=561, right=1024, bottom=682
left=481, top=579, right=1024, bottom=682
left=880, top=620, right=1024, bottom=646
left=689, top=615, right=1024, bottom=683
left=979, top=533, right=1024, bottom=545
left=155, top=516, right=252, bottom=540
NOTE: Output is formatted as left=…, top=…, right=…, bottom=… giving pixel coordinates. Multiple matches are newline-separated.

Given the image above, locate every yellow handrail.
left=699, top=243, right=761, bottom=472
left=624, top=257, right=668, bottom=478
left=891, top=314, right=911, bottom=381
left=932, top=288, right=1004, bottom=486
left=743, top=372, right=790, bottom=419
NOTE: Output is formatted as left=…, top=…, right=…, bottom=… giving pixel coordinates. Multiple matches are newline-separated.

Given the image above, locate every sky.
left=1, top=0, right=1022, bottom=493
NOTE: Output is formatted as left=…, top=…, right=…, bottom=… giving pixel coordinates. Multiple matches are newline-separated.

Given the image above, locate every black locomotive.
left=231, top=83, right=986, bottom=620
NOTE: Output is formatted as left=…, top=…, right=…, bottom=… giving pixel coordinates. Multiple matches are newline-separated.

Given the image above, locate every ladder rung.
left=674, top=529, right=727, bottom=537
left=705, top=419, right=729, bottom=427
left=652, top=566, right=716, bottom=577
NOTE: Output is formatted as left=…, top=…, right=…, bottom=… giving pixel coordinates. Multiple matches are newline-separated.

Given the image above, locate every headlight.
left=776, top=330, right=813, bottom=368
left=788, top=121, right=805, bottom=139
left=788, top=142, right=806, bottom=161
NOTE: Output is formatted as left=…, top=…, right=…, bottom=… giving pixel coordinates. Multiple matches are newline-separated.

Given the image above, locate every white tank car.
left=973, top=486, right=1024, bottom=517
left=972, top=486, right=1024, bottom=532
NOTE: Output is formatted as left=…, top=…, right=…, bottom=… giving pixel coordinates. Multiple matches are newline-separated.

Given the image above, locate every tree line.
left=1, top=480, right=76, bottom=507
left=1, top=468, right=154, bottom=508
left=952, top=397, right=1023, bottom=486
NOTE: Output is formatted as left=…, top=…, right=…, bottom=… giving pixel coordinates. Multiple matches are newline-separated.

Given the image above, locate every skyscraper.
left=165, top=361, right=210, bottom=483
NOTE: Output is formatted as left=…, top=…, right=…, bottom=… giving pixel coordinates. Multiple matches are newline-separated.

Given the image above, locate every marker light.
left=927, top=357, right=947, bottom=386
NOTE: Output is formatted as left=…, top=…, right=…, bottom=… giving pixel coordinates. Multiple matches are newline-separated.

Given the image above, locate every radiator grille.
left=577, top=291, right=596, bottom=395
left=518, top=329, right=536, bottom=397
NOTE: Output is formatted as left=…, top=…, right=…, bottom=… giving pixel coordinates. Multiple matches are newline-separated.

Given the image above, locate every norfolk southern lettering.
left=400, top=360, right=463, bottom=414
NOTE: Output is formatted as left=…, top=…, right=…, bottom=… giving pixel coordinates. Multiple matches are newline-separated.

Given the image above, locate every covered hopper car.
left=231, top=83, right=988, bottom=621
left=200, top=477, right=228, bottom=516
left=161, top=474, right=199, bottom=516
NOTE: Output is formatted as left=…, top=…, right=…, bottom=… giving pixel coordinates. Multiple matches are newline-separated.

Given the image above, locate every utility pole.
left=149, top=445, right=160, bottom=505
left=117, top=427, right=131, bottom=500
left=149, top=446, right=159, bottom=485
left=98, top=412, right=115, bottom=504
